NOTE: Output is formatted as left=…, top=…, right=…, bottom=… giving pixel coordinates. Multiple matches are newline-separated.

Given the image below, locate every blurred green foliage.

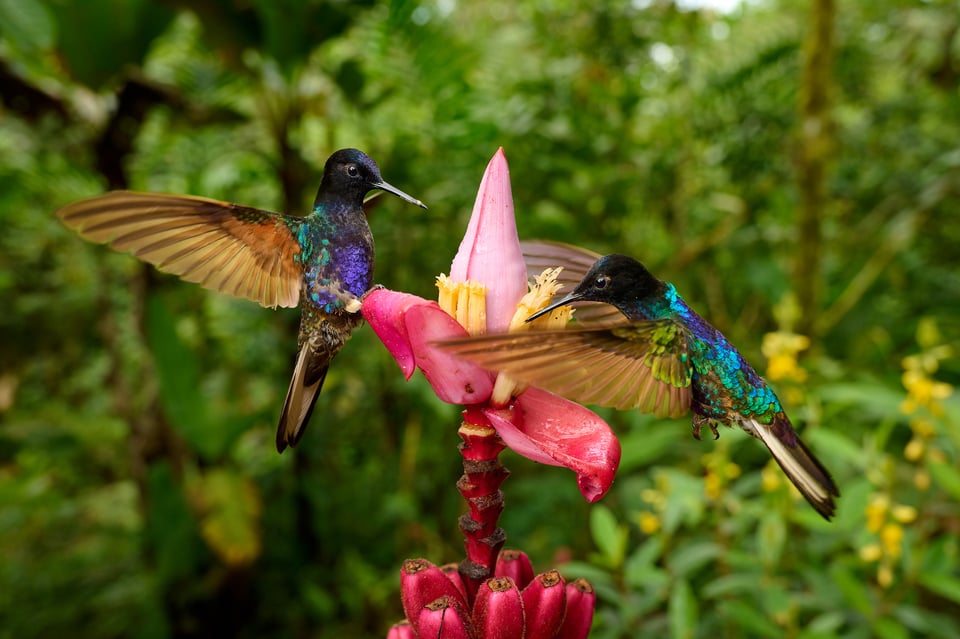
left=1, top=0, right=958, bottom=637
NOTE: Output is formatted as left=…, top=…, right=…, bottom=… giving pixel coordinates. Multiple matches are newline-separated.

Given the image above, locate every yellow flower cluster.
left=637, top=474, right=670, bottom=535
left=761, top=331, right=810, bottom=407
left=701, top=447, right=741, bottom=502
left=489, top=268, right=573, bottom=406
left=858, top=493, right=917, bottom=588
left=899, top=318, right=953, bottom=490
left=762, top=332, right=811, bottom=383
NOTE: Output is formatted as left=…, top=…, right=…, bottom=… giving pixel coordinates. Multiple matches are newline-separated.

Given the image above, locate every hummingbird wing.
left=438, top=319, right=693, bottom=418
left=56, top=191, right=303, bottom=308
left=520, top=240, right=622, bottom=324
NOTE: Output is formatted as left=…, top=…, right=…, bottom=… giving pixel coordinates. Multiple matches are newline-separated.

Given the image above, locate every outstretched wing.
left=520, top=240, right=621, bottom=324
left=57, top=191, right=303, bottom=308
left=439, top=319, right=694, bottom=418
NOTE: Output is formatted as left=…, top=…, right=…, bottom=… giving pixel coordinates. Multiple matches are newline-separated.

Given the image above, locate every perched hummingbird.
left=56, top=148, right=426, bottom=452
left=441, top=250, right=839, bottom=519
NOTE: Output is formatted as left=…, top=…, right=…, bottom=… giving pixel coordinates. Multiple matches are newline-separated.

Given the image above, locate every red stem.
left=456, top=409, right=510, bottom=602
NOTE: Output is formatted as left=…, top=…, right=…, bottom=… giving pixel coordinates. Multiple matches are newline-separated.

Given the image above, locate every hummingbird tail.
left=751, top=418, right=839, bottom=520
left=276, top=342, right=329, bottom=453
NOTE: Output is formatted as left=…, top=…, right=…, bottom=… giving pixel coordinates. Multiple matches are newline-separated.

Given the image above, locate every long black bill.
left=374, top=180, right=428, bottom=209
left=525, top=291, right=585, bottom=322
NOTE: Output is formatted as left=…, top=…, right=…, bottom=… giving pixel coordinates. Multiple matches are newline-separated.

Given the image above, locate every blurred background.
left=1, top=0, right=958, bottom=637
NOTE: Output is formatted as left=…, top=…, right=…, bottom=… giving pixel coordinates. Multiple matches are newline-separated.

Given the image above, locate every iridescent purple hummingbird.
left=57, top=148, right=426, bottom=452
left=442, top=244, right=839, bottom=519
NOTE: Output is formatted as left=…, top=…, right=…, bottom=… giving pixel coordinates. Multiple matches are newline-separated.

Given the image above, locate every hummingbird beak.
left=373, top=180, right=428, bottom=209
left=525, top=291, right=585, bottom=322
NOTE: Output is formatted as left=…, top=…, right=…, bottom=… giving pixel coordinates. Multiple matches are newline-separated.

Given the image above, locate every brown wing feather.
left=438, top=321, right=693, bottom=418
left=520, top=240, right=622, bottom=324
left=56, top=191, right=303, bottom=308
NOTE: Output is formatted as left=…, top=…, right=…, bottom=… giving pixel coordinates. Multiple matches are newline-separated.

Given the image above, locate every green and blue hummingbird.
left=57, top=148, right=426, bottom=453
left=442, top=246, right=839, bottom=519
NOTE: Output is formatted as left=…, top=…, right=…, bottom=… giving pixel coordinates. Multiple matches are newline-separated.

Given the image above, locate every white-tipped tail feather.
left=747, top=418, right=839, bottom=520
left=276, top=338, right=330, bottom=453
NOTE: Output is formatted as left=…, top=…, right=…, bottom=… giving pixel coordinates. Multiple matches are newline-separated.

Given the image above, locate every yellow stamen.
left=490, top=268, right=574, bottom=406
left=513, top=268, right=573, bottom=331
left=437, top=274, right=487, bottom=336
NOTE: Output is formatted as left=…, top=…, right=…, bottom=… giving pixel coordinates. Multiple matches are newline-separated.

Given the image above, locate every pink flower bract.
left=362, top=148, right=620, bottom=503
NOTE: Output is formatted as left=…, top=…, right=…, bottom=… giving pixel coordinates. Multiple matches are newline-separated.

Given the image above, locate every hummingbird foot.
left=692, top=415, right=721, bottom=441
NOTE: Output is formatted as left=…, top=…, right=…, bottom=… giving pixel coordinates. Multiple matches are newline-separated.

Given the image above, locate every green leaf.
left=53, top=0, right=176, bottom=88
left=929, top=461, right=960, bottom=501
left=658, top=469, right=706, bottom=535
left=619, top=426, right=683, bottom=472
left=721, top=600, right=782, bottom=638
left=805, top=427, right=863, bottom=465
left=146, top=295, right=209, bottom=452
left=143, top=462, right=203, bottom=584
left=624, top=537, right=668, bottom=589
left=668, top=578, right=698, bottom=639
left=872, top=617, right=910, bottom=639
left=589, top=504, right=627, bottom=568
left=829, top=564, right=874, bottom=617
left=703, top=573, right=765, bottom=599
left=0, top=0, right=56, bottom=52
left=918, top=572, right=960, bottom=605
left=669, top=541, right=721, bottom=578
left=757, top=510, right=786, bottom=567
left=892, top=605, right=960, bottom=639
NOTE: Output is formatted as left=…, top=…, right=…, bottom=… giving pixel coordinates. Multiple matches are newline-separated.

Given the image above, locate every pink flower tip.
left=449, top=148, right=527, bottom=333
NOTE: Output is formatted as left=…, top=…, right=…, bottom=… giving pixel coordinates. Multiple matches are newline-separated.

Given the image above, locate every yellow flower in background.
left=865, top=494, right=888, bottom=533
left=638, top=477, right=667, bottom=536
left=701, top=449, right=740, bottom=503
left=860, top=491, right=917, bottom=589
left=638, top=511, right=661, bottom=535
left=762, top=331, right=811, bottom=384
left=880, top=523, right=904, bottom=559
left=898, top=318, right=953, bottom=483
left=761, top=462, right=782, bottom=493
left=900, top=369, right=953, bottom=416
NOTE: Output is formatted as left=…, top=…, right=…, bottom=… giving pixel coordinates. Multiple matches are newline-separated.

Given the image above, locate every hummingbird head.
left=526, top=254, right=662, bottom=321
left=319, top=149, right=427, bottom=209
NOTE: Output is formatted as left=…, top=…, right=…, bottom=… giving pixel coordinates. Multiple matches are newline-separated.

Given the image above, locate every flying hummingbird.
left=56, top=148, right=426, bottom=452
left=441, top=247, right=839, bottom=519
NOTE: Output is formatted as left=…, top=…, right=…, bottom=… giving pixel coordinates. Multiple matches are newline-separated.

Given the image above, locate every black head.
left=317, top=148, right=426, bottom=209
left=527, top=254, right=662, bottom=321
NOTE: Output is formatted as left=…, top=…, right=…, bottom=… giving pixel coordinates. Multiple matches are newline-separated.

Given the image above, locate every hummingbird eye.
left=346, top=165, right=359, bottom=177
left=594, top=275, right=609, bottom=289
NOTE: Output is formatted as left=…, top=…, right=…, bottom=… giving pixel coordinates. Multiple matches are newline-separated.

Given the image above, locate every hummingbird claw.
left=692, top=415, right=721, bottom=441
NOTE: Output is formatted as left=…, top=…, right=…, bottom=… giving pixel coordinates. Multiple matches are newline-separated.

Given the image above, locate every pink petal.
left=449, top=148, right=528, bottom=333
left=483, top=387, right=621, bottom=503
left=494, top=550, right=535, bottom=591
left=400, top=559, right=469, bottom=629
left=414, top=596, right=474, bottom=639
left=363, top=289, right=421, bottom=379
left=521, top=571, right=567, bottom=639
left=472, top=577, right=525, bottom=639
left=363, top=288, right=494, bottom=405
left=439, top=563, right=469, bottom=604
left=386, top=621, right=416, bottom=639
left=557, top=579, right=596, bottom=639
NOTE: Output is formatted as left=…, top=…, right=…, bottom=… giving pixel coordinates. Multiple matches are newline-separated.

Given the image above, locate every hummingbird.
left=56, top=148, right=426, bottom=453
left=440, top=250, right=839, bottom=519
